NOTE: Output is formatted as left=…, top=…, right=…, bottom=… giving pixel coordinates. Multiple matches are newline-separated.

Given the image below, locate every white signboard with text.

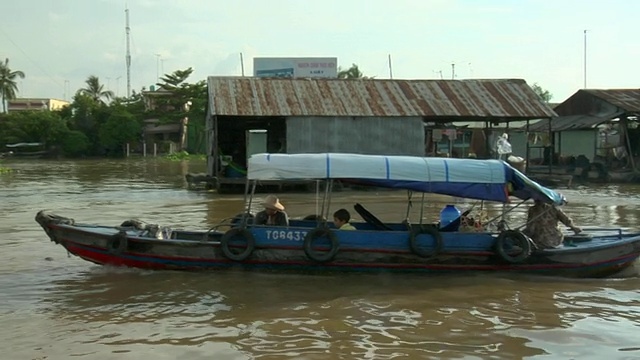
left=253, top=57, right=338, bottom=78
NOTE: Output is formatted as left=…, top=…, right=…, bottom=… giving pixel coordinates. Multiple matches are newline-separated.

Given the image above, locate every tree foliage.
left=0, top=58, right=26, bottom=113
left=61, top=130, right=90, bottom=157
left=0, top=111, right=68, bottom=147
left=1, top=68, right=208, bottom=157
left=98, top=108, right=142, bottom=155
left=79, top=75, right=114, bottom=104
left=152, top=69, right=208, bottom=152
left=531, top=83, right=553, bottom=103
left=157, top=67, right=194, bottom=91
left=337, top=63, right=371, bottom=79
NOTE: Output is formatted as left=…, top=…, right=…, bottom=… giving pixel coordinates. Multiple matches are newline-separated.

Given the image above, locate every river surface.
left=1, top=158, right=639, bottom=360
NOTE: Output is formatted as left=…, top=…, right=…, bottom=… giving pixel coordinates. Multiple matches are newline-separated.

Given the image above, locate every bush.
left=61, top=131, right=91, bottom=157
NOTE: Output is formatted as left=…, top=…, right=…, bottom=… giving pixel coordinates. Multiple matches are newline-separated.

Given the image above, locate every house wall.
left=49, top=99, right=69, bottom=111
left=287, top=116, right=424, bottom=156
left=554, top=130, right=597, bottom=160
left=7, top=98, right=69, bottom=112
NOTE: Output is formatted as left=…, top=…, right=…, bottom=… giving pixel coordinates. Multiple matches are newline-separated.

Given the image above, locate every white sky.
left=1, top=0, right=638, bottom=103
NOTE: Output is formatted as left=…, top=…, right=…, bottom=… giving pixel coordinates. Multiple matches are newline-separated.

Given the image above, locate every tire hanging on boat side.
left=304, top=228, right=339, bottom=263
left=409, top=225, right=443, bottom=258
left=108, top=230, right=128, bottom=254
left=495, top=230, right=532, bottom=263
left=220, top=228, right=256, bottom=261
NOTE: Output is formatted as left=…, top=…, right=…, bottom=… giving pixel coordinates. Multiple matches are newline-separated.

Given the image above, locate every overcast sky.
left=1, top=0, right=638, bottom=103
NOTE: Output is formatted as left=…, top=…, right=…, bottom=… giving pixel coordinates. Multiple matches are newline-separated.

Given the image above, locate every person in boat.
left=523, top=199, right=582, bottom=249
left=333, top=208, right=356, bottom=230
left=254, top=195, right=289, bottom=226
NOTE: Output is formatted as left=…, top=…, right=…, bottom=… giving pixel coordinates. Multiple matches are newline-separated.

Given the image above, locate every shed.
left=204, top=77, right=556, bottom=187
left=526, top=89, right=640, bottom=167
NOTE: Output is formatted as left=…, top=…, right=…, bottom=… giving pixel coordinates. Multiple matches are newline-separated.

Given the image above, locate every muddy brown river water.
left=1, top=158, right=639, bottom=359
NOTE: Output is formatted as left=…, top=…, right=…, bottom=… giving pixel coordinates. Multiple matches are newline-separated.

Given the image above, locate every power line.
left=0, top=25, right=65, bottom=92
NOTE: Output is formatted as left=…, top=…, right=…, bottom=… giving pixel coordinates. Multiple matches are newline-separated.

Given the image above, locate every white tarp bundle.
left=248, top=153, right=505, bottom=184
left=247, top=153, right=565, bottom=204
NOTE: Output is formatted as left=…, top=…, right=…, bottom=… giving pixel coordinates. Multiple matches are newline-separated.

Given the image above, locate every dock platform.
left=185, top=173, right=322, bottom=193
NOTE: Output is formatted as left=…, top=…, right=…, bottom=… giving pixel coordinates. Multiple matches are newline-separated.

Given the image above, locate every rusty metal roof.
left=526, top=114, right=620, bottom=132
left=583, top=89, right=640, bottom=112
left=207, top=77, right=556, bottom=120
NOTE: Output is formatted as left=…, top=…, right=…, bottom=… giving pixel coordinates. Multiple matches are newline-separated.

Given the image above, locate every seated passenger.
left=523, top=199, right=582, bottom=249
left=254, top=195, right=289, bottom=226
left=333, top=208, right=356, bottom=230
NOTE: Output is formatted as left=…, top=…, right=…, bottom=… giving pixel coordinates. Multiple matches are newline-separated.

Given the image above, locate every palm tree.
left=0, top=58, right=26, bottom=113
left=79, top=75, right=114, bottom=104
left=337, top=63, right=365, bottom=79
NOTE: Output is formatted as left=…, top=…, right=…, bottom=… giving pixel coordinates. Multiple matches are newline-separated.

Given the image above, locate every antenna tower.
left=125, top=7, right=131, bottom=98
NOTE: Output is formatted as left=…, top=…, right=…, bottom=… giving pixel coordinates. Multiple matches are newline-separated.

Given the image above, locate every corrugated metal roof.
left=583, top=89, right=640, bottom=112
left=526, top=114, right=620, bottom=132
left=207, top=77, right=557, bottom=120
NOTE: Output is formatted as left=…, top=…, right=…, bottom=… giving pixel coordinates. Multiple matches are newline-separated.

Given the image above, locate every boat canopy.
left=248, top=153, right=566, bottom=205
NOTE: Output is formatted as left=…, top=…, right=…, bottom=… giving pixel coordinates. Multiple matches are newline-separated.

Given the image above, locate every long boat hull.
left=36, top=211, right=640, bottom=278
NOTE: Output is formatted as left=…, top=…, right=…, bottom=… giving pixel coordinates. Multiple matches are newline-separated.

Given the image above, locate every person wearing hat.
left=254, top=195, right=289, bottom=226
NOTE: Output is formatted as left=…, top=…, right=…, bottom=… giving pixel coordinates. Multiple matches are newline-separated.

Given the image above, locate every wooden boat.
left=5, top=142, right=49, bottom=158
left=35, top=153, right=640, bottom=278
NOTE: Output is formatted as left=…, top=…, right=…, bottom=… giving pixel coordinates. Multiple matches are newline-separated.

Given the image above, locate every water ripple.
left=2, top=159, right=640, bottom=359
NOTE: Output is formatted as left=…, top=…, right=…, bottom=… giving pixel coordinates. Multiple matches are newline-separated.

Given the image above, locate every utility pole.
left=63, top=80, right=69, bottom=101
left=451, top=62, right=456, bottom=80
left=388, top=54, right=393, bottom=79
left=154, top=53, right=161, bottom=83
left=583, top=30, right=588, bottom=89
left=240, top=53, right=245, bottom=76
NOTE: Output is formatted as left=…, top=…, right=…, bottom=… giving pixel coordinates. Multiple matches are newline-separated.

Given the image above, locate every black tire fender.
left=303, top=228, right=340, bottom=263
left=303, top=214, right=325, bottom=222
left=220, top=228, right=255, bottom=261
left=495, top=230, right=532, bottom=263
left=409, top=225, right=443, bottom=258
left=108, top=231, right=128, bottom=254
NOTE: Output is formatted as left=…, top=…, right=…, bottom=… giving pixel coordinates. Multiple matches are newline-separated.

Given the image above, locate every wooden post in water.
left=143, top=142, right=146, bottom=157
left=154, top=143, right=157, bottom=157
left=126, top=143, right=130, bottom=157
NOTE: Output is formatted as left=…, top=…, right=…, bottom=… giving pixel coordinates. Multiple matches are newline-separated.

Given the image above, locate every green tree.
left=79, top=75, right=114, bottom=104
left=157, top=67, right=194, bottom=91
left=531, top=83, right=553, bottom=103
left=0, top=111, right=68, bottom=146
left=61, top=130, right=90, bottom=157
left=337, top=63, right=370, bottom=79
left=68, top=93, right=99, bottom=144
left=153, top=68, right=207, bottom=152
left=98, top=108, right=142, bottom=155
left=0, top=58, right=26, bottom=113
